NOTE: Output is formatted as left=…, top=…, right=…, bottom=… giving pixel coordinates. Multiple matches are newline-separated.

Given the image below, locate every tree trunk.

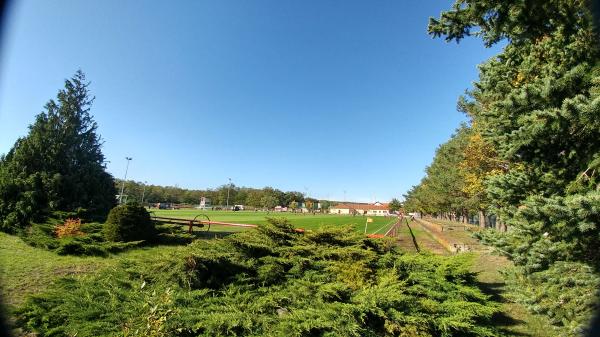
left=479, top=210, right=486, bottom=228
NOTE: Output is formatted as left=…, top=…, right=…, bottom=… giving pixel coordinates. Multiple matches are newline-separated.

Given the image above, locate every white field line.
left=372, top=218, right=398, bottom=235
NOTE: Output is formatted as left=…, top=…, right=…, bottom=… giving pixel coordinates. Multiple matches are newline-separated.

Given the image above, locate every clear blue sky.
left=0, top=1, right=501, bottom=202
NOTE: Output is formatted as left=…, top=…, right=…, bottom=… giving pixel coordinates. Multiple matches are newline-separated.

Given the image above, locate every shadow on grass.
left=476, top=280, right=532, bottom=336
left=405, top=220, right=420, bottom=253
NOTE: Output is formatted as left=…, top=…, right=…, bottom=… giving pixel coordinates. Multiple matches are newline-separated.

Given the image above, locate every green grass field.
left=149, top=209, right=398, bottom=235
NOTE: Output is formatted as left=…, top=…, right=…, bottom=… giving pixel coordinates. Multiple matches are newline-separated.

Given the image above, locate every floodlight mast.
left=226, top=178, right=232, bottom=210
left=119, top=157, right=132, bottom=204
left=141, top=181, right=148, bottom=205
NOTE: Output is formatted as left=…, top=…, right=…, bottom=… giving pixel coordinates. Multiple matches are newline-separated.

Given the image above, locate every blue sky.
left=0, top=1, right=501, bottom=202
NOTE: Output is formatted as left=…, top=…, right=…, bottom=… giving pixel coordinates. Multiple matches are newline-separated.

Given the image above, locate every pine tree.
left=426, top=0, right=600, bottom=333
left=0, top=71, right=116, bottom=232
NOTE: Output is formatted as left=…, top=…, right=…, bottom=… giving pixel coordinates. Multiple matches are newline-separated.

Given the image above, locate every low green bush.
left=103, top=203, right=156, bottom=242
left=153, top=224, right=196, bottom=245
left=55, top=237, right=107, bottom=256
left=16, top=218, right=502, bottom=337
left=19, top=211, right=186, bottom=257
left=21, top=222, right=61, bottom=251
left=79, top=222, right=104, bottom=234
left=21, top=220, right=146, bottom=257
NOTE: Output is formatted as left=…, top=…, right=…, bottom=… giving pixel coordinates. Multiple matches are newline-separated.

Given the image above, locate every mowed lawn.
left=150, top=209, right=398, bottom=235
left=0, top=233, right=190, bottom=308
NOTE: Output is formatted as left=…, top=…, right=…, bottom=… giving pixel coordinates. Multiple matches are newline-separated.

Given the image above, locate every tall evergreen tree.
left=428, top=0, right=600, bottom=263
left=0, top=71, right=116, bottom=232
left=424, top=1, right=600, bottom=333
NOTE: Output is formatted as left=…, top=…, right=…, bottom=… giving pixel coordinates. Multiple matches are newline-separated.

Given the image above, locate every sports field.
left=149, top=209, right=398, bottom=235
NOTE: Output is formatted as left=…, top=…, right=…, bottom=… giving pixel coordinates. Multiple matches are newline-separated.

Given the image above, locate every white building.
left=329, top=202, right=390, bottom=216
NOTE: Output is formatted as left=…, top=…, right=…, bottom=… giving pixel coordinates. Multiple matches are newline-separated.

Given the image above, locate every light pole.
left=141, top=181, right=148, bottom=205
left=119, top=157, right=132, bottom=204
left=226, top=178, right=232, bottom=210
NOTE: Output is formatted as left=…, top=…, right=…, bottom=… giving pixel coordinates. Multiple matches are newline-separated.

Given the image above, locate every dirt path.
left=390, top=221, right=418, bottom=253
left=390, top=220, right=448, bottom=255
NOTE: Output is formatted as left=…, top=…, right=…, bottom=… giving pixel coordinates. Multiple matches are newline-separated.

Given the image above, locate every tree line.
left=403, top=124, right=502, bottom=227
left=405, top=1, right=600, bottom=334
left=115, top=179, right=334, bottom=210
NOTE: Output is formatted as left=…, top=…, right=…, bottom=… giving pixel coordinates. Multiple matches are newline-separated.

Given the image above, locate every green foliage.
left=476, top=191, right=600, bottom=272
left=21, top=221, right=145, bottom=257
left=121, top=179, right=312, bottom=209
left=153, top=224, right=196, bottom=245
left=427, top=0, right=600, bottom=214
left=502, top=262, right=600, bottom=336
left=104, top=203, right=156, bottom=242
left=403, top=125, right=471, bottom=217
left=388, top=198, right=402, bottom=212
left=428, top=0, right=595, bottom=47
left=260, top=194, right=278, bottom=210
left=16, top=218, right=501, bottom=337
left=407, top=0, right=600, bottom=333
left=0, top=71, right=116, bottom=232
left=21, top=222, right=62, bottom=251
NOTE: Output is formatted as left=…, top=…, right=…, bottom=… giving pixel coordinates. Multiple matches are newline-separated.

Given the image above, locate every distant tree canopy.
left=0, top=71, right=116, bottom=232
left=115, top=180, right=401, bottom=214
left=388, top=198, right=402, bottom=212
left=404, top=125, right=484, bottom=221
left=116, top=179, right=322, bottom=209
